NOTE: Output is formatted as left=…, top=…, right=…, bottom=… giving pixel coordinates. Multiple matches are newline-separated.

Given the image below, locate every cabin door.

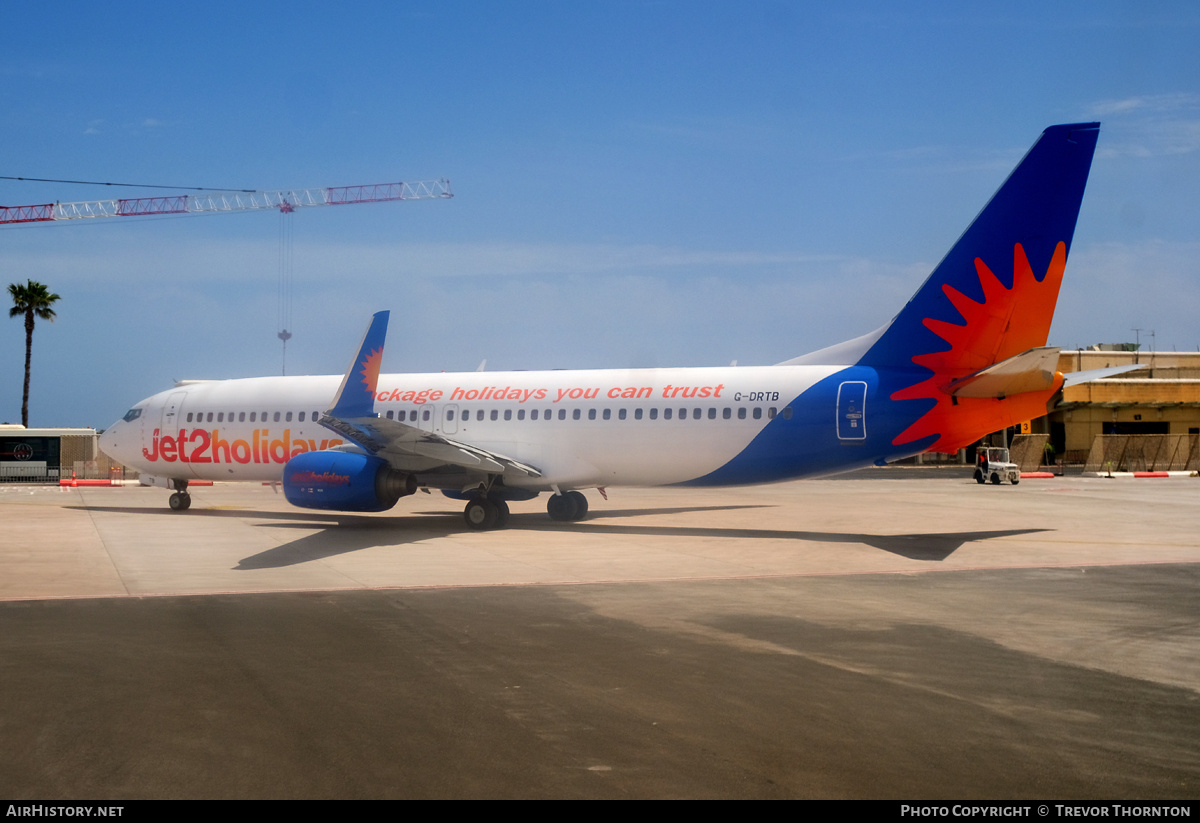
left=836, top=381, right=867, bottom=441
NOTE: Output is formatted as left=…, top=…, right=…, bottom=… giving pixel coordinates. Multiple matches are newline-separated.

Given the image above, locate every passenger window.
left=207, top=412, right=214, bottom=423
left=619, top=409, right=627, bottom=420
left=649, top=408, right=658, bottom=420
left=422, top=409, right=431, bottom=422
left=635, top=409, right=643, bottom=420
left=299, top=412, right=306, bottom=422
left=723, top=408, right=732, bottom=419
left=782, top=407, right=793, bottom=420
left=572, top=409, right=581, bottom=420
left=504, top=410, right=512, bottom=421
left=531, top=409, right=539, bottom=420
left=603, top=409, right=611, bottom=420
left=707, top=408, right=716, bottom=419
left=273, top=412, right=281, bottom=423
left=186, top=413, right=194, bottom=423
left=286, top=411, right=293, bottom=422
left=477, top=410, right=484, bottom=421
left=588, top=409, right=596, bottom=420
left=250, top=412, right=256, bottom=422
left=387, top=410, right=395, bottom=420
left=491, top=410, right=498, bottom=421
left=753, top=408, right=762, bottom=419
left=737, top=408, right=746, bottom=419
left=240, top=412, right=246, bottom=422
left=558, top=409, right=566, bottom=420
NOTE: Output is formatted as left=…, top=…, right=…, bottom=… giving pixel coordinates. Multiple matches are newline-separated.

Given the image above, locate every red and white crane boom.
left=0, top=179, right=452, bottom=224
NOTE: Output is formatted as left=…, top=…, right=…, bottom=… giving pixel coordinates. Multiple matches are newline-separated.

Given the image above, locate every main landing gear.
left=463, top=496, right=510, bottom=530
left=168, top=479, right=191, bottom=511
left=547, top=490, right=588, bottom=522
left=461, top=489, right=590, bottom=530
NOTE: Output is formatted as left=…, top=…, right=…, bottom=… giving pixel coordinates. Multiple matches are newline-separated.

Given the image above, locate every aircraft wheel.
left=491, top=497, right=510, bottom=528
left=463, top=498, right=499, bottom=530
left=974, top=469, right=985, bottom=485
left=547, top=492, right=577, bottom=521
left=169, top=492, right=191, bottom=511
left=990, top=472, right=1001, bottom=485
left=565, top=490, right=588, bottom=521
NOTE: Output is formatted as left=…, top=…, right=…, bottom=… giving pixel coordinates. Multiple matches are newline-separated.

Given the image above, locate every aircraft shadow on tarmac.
left=70, top=504, right=1048, bottom=568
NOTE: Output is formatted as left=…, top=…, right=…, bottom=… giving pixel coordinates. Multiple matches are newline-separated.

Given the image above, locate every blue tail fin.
left=857, top=122, right=1100, bottom=370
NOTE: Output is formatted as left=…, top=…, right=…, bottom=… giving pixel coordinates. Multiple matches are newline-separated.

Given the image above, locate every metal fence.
left=1083, top=434, right=1200, bottom=473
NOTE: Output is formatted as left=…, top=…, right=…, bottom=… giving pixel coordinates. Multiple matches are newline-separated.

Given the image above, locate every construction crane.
left=1, top=178, right=453, bottom=373
left=0, top=179, right=453, bottom=224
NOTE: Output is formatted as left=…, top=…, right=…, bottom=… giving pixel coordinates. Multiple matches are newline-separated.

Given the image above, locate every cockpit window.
left=122, top=408, right=143, bottom=423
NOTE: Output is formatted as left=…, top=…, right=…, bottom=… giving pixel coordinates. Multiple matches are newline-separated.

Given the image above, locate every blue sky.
left=2, top=1, right=1198, bottom=428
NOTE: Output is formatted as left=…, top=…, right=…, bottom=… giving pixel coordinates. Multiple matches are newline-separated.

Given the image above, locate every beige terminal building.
left=1048, top=349, right=1200, bottom=465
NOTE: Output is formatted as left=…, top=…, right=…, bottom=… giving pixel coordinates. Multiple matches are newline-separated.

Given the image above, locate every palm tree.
left=8, top=280, right=61, bottom=428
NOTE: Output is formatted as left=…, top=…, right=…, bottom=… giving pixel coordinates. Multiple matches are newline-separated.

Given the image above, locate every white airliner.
left=100, top=123, right=1107, bottom=529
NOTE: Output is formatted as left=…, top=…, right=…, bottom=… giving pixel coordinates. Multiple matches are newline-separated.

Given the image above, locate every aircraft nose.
left=99, top=422, right=126, bottom=463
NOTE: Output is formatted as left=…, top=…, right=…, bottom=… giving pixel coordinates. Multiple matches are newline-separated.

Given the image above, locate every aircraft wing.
left=317, top=311, right=542, bottom=480
left=319, top=412, right=542, bottom=478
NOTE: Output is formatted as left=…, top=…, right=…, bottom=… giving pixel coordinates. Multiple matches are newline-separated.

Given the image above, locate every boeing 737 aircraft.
left=101, top=123, right=1104, bottom=529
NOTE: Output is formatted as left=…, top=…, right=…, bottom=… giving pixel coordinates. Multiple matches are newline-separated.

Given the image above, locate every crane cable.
left=277, top=209, right=294, bottom=376
left=0, top=175, right=256, bottom=192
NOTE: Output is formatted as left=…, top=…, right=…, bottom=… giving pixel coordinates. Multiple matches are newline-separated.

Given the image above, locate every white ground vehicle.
left=975, top=447, right=1021, bottom=485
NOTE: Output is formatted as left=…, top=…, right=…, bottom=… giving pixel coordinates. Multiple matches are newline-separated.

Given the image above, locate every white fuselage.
left=101, top=364, right=846, bottom=490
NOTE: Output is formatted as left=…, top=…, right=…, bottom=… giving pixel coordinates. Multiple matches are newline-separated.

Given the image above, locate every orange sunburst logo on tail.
left=359, top=347, right=383, bottom=396
left=891, top=241, right=1067, bottom=452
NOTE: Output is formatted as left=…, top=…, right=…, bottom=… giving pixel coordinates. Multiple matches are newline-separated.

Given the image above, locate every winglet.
left=327, top=311, right=389, bottom=419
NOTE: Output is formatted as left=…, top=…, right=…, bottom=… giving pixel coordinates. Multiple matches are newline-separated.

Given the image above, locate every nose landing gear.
left=167, top=479, right=191, bottom=511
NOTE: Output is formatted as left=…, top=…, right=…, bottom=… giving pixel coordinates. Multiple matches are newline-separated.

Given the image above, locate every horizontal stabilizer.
left=1063, top=364, right=1146, bottom=386
left=947, top=347, right=1061, bottom=399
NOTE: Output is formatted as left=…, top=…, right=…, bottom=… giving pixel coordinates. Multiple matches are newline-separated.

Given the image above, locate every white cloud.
left=1089, top=93, right=1200, bottom=158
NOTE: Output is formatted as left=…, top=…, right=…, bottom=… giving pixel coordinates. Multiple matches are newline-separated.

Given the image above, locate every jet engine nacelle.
left=282, top=451, right=417, bottom=512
